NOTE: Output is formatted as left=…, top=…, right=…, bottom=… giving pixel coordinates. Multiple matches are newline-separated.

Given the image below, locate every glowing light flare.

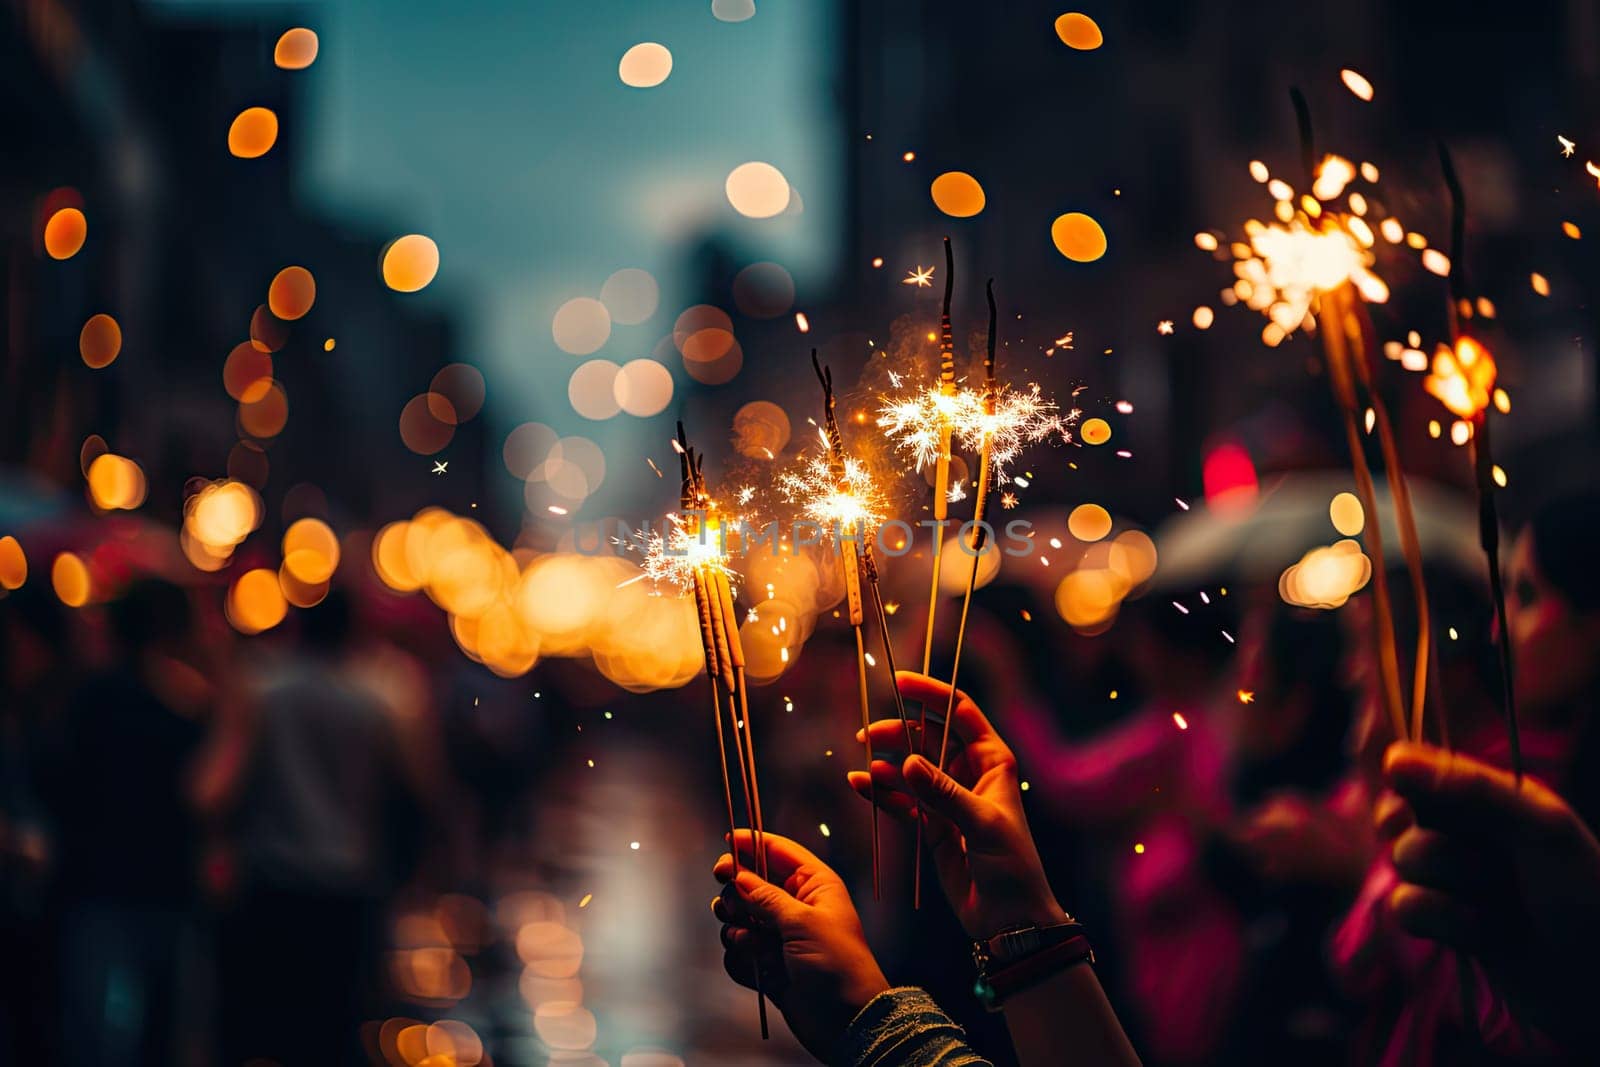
left=1051, top=211, right=1108, bottom=262
left=227, top=107, right=279, bottom=158
left=79, top=314, right=122, bottom=368
left=1280, top=539, right=1372, bottom=610
left=52, top=552, right=90, bottom=607
left=382, top=235, right=440, bottom=292
left=618, top=42, right=672, bottom=88
left=1531, top=272, right=1550, bottom=297
left=725, top=161, right=791, bottom=218
left=1340, top=68, right=1374, bottom=101
left=0, top=536, right=25, bottom=590
left=44, top=207, right=87, bottom=259
left=776, top=443, right=889, bottom=537
left=930, top=172, right=986, bottom=218
left=1424, top=335, right=1496, bottom=419
left=1054, top=12, right=1104, bottom=49
left=949, top=383, right=1074, bottom=484
left=274, top=28, right=319, bottom=69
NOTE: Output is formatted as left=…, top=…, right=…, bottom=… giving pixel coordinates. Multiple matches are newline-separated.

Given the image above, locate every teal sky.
left=151, top=0, right=840, bottom=508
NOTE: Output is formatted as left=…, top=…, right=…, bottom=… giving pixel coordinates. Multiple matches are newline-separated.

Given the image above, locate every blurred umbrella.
left=1153, top=472, right=1481, bottom=590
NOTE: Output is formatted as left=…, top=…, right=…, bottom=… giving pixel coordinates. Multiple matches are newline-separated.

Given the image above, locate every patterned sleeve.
left=835, top=986, right=995, bottom=1067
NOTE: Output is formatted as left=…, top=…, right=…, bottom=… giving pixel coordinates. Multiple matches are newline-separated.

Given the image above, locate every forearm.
left=1003, top=962, right=1141, bottom=1067
left=837, top=987, right=993, bottom=1067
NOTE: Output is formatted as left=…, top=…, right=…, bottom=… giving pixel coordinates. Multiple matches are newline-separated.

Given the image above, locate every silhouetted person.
left=42, top=579, right=206, bottom=1067
left=218, top=589, right=413, bottom=1066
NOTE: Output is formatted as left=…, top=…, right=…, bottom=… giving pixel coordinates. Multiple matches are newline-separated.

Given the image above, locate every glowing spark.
left=1237, top=689, right=1254, bottom=704
left=1424, top=336, right=1496, bottom=419
left=886, top=369, right=903, bottom=389
left=1175, top=497, right=1190, bottom=510
left=636, top=512, right=736, bottom=592
left=737, top=485, right=756, bottom=506
left=796, top=312, right=810, bottom=333
left=1055, top=333, right=1074, bottom=348
left=646, top=458, right=663, bottom=478
left=1448, top=627, right=1459, bottom=641
left=1559, top=135, right=1576, bottom=158
left=1134, top=842, right=1146, bottom=854
left=579, top=893, right=593, bottom=908
left=947, top=481, right=967, bottom=504
left=819, top=823, right=831, bottom=837
left=949, top=383, right=1075, bottom=484
left=1339, top=68, right=1374, bottom=101
left=548, top=505, right=568, bottom=515
left=432, top=461, right=448, bottom=474
left=1001, top=491, right=1019, bottom=509
left=629, top=841, right=640, bottom=851
left=871, top=257, right=884, bottom=268
left=1157, top=320, right=1175, bottom=335
left=883, top=601, right=899, bottom=615
left=776, top=437, right=889, bottom=536
left=1588, top=161, right=1600, bottom=188
left=1172, top=712, right=1190, bottom=729
left=904, top=265, right=936, bottom=287
left=877, top=385, right=982, bottom=471
left=1172, top=601, right=1189, bottom=614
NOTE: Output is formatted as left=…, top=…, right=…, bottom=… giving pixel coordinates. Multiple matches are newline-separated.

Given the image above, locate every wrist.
left=979, top=892, right=1069, bottom=937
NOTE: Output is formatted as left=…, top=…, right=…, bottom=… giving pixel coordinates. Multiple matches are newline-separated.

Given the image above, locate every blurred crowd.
left=2, top=488, right=1599, bottom=1066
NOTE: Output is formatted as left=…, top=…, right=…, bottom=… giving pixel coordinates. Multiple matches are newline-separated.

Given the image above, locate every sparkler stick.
left=936, top=280, right=999, bottom=773
left=675, top=424, right=770, bottom=1038
left=1433, top=145, right=1522, bottom=780
left=812, top=353, right=881, bottom=900
left=913, top=237, right=958, bottom=907
left=923, top=236, right=959, bottom=676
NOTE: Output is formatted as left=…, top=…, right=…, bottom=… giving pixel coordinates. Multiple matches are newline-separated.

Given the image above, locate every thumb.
left=732, top=869, right=805, bottom=926
left=904, top=754, right=988, bottom=837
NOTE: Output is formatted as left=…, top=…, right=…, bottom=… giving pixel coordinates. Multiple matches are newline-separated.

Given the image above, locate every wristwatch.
left=972, top=919, right=1094, bottom=1012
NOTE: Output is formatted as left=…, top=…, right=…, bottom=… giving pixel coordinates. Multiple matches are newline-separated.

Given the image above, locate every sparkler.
left=1429, top=146, right=1521, bottom=779
left=1213, top=90, right=1430, bottom=746
left=673, top=423, right=771, bottom=1037
left=795, top=352, right=916, bottom=900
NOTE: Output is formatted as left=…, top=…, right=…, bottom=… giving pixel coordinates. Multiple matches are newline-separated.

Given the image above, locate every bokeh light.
left=274, top=27, right=319, bottom=69
left=283, top=517, right=341, bottom=584
left=732, top=262, right=795, bottom=318
left=52, top=553, right=90, bottom=607
left=733, top=400, right=790, bottom=458
left=227, top=107, right=279, bottom=158
left=568, top=360, right=623, bottom=420
left=228, top=568, right=289, bottom=634
left=612, top=358, right=674, bottom=416
left=249, top=304, right=289, bottom=353
left=267, top=265, right=316, bottom=320
left=86, top=453, right=147, bottom=511
left=553, top=297, right=613, bottom=355
left=600, top=268, right=660, bottom=325
left=79, top=314, right=122, bottom=368
left=0, top=536, right=27, bottom=590
left=618, top=42, right=673, bottom=88
left=239, top=381, right=290, bottom=439
left=1080, top=417, right=1111, bottom=445
left=1051, top=212, right=1108, bottom=261
left=1054, top=12, right=1104, bottom=49
left=504, top=422, right=559, bottom=479
left=1329, top=491, right=1365, bottom=536
left=400, top=394, right=456, bottom=454
left=712, top=0, right=756, bottom=21
left=429, top=363, right=486, bottom=423
left=1067, top=502, right=1113, bottom=542
left=382, top=235, right=440, bottom=292
left=930, top=171, right=986, bottom=218
left=725, top=162, right=791, bottom=218
left=44, top=207, right=87, bottom=259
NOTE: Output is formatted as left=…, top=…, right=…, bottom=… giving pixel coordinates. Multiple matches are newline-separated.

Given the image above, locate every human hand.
left=713, top=830, right=888, bottom=1060
left=1379, top=741, right=1600, bottom=1042
left=848, top=671, right=1067, bottom=938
